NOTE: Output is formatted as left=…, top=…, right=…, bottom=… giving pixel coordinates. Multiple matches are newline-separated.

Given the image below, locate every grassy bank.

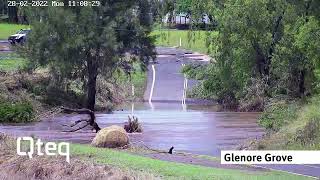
left=0, top=53, right=35, bottom=123
left=71, top=144, right=310, bottom=180
left=0, top=64, right=147, bottom=122
left=0, top=134, right=310, bottom=180
left=0, top=54, right=147, bottom=123
left=0, top=53, right=27, bottom=71
left=152, top=29, right=218, bottom=54
left=114, top=63, right=147, bottom=102
left=255, top=95, right=320, bottom=150
left=0, top=23, right=29, bottom=40
left=0, top=23, right=29, bottom=39
left=70, top=143, right=310, bottom=180
left=0, top=58, right=26, bottom=71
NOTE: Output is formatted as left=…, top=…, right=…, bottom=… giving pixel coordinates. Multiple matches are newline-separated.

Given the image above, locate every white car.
left=8, top=29, right=31, bottom=45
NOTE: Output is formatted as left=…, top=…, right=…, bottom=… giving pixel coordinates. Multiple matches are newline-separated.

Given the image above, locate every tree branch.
left=62, top=123, right=90, bottom=133
left=61, top=107, right=101, bottom=132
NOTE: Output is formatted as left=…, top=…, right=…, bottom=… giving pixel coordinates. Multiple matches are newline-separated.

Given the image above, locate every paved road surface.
left=0, top=41, right=11, bottom=52
left=144, top=47, right=207, bottom=103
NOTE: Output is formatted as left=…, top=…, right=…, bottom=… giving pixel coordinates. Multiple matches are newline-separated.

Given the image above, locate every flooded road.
left=0, top=46, right=265, bottom=155
left=0, top=47, right=264, bottom=156
left=1, top=47, right=319, bottom=177
left=0, top=102, right=264, bottom=156
left=0, top=41, right=11, bottom=52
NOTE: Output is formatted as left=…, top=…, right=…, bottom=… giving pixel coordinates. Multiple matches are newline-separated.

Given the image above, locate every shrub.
left=259, top=100, right=299, bottom=131
left=294, top=96, right=320, bottom=146
left=43, top=86, right=86, bottom=107
left=295, top=119, right=320, bottom=145
left=0, top=101, right=35, bottom=123
left=124, top=116, right=142, bottom=133
left=239, top=78, right=267, bottom=112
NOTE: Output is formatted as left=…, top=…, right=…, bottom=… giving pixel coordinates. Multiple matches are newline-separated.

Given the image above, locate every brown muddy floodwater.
left=0, top=102, right=264, bottom=156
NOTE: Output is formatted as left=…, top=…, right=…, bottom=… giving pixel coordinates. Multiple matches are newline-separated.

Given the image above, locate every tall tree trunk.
left=266, top=11, right=284, bottom=78
left=8, top=6, right=18, bottom=23
left=252, top=41, right=266, bottom=78
left=305, top=0, right=310, bottom=23
left=298, top=70, right=306, bottom=97
left=87, top=58, right=98, bottom=111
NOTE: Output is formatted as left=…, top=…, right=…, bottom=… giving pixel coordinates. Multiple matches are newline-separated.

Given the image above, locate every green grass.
left=131, top=70, right=147, bottom=99
left=0, top=23, right=30, bottom=40
left=152, top=30, right=218, bottom=54
left=259, top=100, right=300, bottom=132
left=257, top=95, right=320, bottom=150
left=70, top=143, right=311, bottom=180
left=284, top=95, right=320, bottom=150
left=115, top=63, right=147, bottom=101
left=0, top=53, right=27, bottom=71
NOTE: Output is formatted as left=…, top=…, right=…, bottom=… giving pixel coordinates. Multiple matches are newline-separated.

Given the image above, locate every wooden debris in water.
left=124, top=116, right=142, bottom=133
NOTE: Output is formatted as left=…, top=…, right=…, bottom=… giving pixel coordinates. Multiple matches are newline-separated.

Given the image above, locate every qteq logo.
left=17, top=137, right=70, bottom=163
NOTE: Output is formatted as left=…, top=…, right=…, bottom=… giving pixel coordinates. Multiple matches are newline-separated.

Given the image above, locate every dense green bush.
left=259, top=100, right=299, bottom=131
left=0, top=101, right=35, bottom=123
left=20, top=76, right=49, bottom=96
left=256, top=96, right=320, bottom=149
left=293, top=96, right=320, bottom=147
left=182, top=63, right=240, bottom=108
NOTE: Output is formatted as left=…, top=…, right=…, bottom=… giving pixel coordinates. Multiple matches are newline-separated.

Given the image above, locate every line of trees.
left=0, top=0, right=28, bottom=23
left=1, top=0, right=17, bottom=22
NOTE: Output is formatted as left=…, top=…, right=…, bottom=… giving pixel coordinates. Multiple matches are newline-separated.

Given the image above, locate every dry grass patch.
left=0, top=133, right=158, bottom=180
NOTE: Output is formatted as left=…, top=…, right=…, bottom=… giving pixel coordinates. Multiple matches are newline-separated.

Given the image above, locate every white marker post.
left=131, top=102, right=134, bottom=116
left=132, top=84, right=135, bottom=97
left=131, top=83, right=135, bottom=115
left=185, top=77, right=188, bottom=104
left=182, top=64, right=188, bottom=111
left=182, top=64, right=185, bottom=105
left=183, top=76, right=186, bottom=104
left=149, top=64, right=156, bottom=110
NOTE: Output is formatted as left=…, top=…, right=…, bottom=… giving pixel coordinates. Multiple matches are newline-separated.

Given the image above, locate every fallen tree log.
left=61, top=107, right=101, bottom=133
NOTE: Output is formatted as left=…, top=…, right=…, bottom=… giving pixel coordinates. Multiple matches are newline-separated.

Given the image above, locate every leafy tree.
left=204, top=0, right=287, bottom=102
left=161, top=0, right=175, bottom=25
left=0, top=0, right=8, bottom=16
left=175, top=0, right=218, bottom=28
left=20, top=0, right=155, bottom=111
left=176, top=0, right=192, bottom=14
left=183, top=0, right=320, bottom=108
left=149, top=0, right=163, bottom=22
left=271, top=0, right=320, bottom=96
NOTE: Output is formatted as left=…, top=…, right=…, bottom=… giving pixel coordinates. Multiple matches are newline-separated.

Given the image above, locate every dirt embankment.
left=0, top=134, right=157, bottom=180
left=0, top=69, right=136, bottom=120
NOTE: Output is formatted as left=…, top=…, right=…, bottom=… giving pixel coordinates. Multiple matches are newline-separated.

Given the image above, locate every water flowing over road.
left=0, top=104, right=263, bottom=156
left=1, top=47, right=319, bottom=178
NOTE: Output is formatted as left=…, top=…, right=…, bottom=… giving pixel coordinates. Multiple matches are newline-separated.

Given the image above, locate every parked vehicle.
left=8, top=29, right=31, bottom=45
